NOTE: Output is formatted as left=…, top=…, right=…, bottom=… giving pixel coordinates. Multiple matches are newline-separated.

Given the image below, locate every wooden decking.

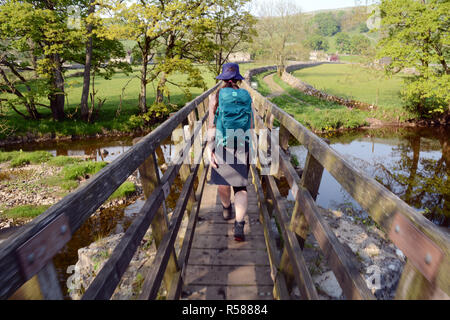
left=182, top=178, right=274, bottom=300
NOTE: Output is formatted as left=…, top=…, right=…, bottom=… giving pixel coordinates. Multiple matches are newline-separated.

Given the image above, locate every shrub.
left=2, top=205, right=50, bottom=219
left=47, top=156, right=83, bottom=167
left=10, top=151, right=53, bottom=167
left=109, top=181, right=136, bottom=199
left=61, top=161, right=108, bottom=181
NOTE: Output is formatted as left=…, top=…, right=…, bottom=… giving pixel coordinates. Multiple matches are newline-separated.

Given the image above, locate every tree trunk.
left=404, top=135, right=421, bottom=203
left=80, top=0, right=95, bottom=121
left=139, top=49, right=149, bottom=114
left=49, top=53, right=65, bottom=121
left=156, top=72, right=167, bottom=104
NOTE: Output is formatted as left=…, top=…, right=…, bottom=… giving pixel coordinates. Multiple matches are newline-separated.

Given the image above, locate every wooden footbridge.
left=0, top=64, right=448, bottom=300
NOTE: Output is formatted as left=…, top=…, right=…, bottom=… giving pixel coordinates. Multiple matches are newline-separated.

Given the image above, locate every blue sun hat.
left=216, top=62, right=245, bottom=80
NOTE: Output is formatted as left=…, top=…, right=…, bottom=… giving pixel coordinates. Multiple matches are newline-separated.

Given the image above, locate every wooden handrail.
left=0, top=82, right=219, bottom=300
left=1, top=63, right=448, bottom=300
left=242, top=65, right=450, bottom=299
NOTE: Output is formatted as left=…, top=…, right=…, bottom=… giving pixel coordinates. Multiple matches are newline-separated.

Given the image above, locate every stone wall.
left=245, top=62, right=380, bottom=112
left=281, top=65, right=378, bottom=111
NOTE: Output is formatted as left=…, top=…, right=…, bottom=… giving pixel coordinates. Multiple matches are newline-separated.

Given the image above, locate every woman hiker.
left=207, top=62, right=254, bottom=242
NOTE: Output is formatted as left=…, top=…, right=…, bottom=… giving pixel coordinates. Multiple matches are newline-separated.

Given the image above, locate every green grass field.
left=270, top=75, right=368, bottom=132
left=0, top=62, right=269, bottom=140
left=292, top=63, right=406, bottom=108
left=338, top=55, right=371, bottom=63
left=255, top=64, right=415, bottom=132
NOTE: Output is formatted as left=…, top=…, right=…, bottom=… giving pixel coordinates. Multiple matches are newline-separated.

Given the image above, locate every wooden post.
left=133, top=138, right=179, bottom=295
left=279, top=124, right=290, bottom=152
left=395, top=261, right=449, bottom=300
left=36, top=262, right=63, bottom=300
left=182, top=124, right=196, bottom=214
left=279, top=250, right=295, bottom=295
left=9, top=262, right=63, bottom=300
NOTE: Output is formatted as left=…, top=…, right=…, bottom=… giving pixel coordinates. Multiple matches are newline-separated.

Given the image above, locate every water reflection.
left=290, top=127, right=449, bottom=228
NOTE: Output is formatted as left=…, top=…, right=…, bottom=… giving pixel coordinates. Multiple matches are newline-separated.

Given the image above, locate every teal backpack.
left=214, top=87, right=253, bottom=147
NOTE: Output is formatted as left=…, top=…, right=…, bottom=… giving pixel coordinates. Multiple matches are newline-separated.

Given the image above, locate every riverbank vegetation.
left=270, top=74, right=369, bottom=132
left=0, top=0, right=447, bottom=145
left=0, top=0, right=256, bottom=141
left=0, top=150, right=137, bottom=219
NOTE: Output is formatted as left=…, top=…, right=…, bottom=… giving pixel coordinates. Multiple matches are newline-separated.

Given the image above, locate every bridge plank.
left=138, top=161, right=200, bottom=300
left=184, top=265, right=274, bottom=286
left=182, top=285, right=274, bottom=300
left=167, top=164, right=210, bottom=300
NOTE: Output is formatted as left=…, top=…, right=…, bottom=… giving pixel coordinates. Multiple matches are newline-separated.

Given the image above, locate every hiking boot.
left=223, top=204, right=234, bottom=220
left=234, top=220, right=245, bottom=242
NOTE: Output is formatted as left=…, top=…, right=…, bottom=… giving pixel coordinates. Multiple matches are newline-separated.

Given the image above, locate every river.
left=2, top=125, right=448, bottom=298
left=4, top=126, right=449, bottom=227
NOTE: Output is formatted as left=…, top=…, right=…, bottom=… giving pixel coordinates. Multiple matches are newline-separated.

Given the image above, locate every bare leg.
left=234, top=190, right=248, bottom=222
left=218, top=185, right=231, bottom=208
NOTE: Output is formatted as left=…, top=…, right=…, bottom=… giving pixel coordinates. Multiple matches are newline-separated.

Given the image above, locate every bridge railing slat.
left=81, top=108, right=208, bottom=300
left=250, top=165, right=290, bottom=300
left=0, top=82, right=219, bottom=300
left=250, top=95, right=375, bottom=299
left=139, top=153, right=202, bottom=300
left=243, top=68, right=449, bottom=299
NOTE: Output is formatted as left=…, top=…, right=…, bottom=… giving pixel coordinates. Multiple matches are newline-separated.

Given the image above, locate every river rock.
left=68, top=230, right=156, bottom=300
left=313, top=271, right=343, bottom=299
left=364, top=242, right=380, bottom=257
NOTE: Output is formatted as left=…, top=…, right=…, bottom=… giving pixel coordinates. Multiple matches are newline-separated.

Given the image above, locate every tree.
left=377, top=0, right=450, bottom=119
left=304, top=35, right=329, bottom=52
left=255, top=0, right=304, bottom=74
left=0, top=0, right=85, bottom=121
left=312, top=12, right=340, bottom=37
left=72, top=36, right=132, bottom=122
left=97, top=0, right=213, bottom=114
left=206, top=0, right=257, bottom=78
left=350, top=34, right=371, bottom=55
left=151, top=0, right=215, bottom=104
left=335, top=32, right=352, bottom=54
left=80, top=0, right=96, bottom=121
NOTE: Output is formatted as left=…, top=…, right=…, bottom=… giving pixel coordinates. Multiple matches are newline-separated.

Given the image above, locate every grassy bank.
left=270, top=75, right=368, bottom=131
left=0, top=151, right=136, bottom=219
left=292, top=64, right=413, bottom=119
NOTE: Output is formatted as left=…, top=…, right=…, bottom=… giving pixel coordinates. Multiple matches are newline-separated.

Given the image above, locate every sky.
left=250, top=0, right=375, bottom=14
left=294, top=0, right=360, bottom=12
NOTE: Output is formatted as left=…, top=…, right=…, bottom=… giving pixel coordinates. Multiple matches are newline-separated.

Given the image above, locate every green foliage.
left=61, top=161, right=108, bottom=181
left=109, top=181, right=136, bottom=199
left=270, top=75, right=368, bottom=132
left=350, top=34, right=371, bottom=55
left=253, top=0, right=304, bottom=67
left=359, top=22, right=369, bottom=33
left=376, top=0, right=450, bottom=119
left=9, top=150, right=53, bottom=167
left=290, top=154, right=299, bottom=167
left=335, top=32, right=352, bottom=54
left=128, top=102, right=177, bottom=129
left=206, top=0, right=257, bottom=77
left=0, top=151, right=20, bottom=163
left=304, top=35, right=329, bottom=51
left=312, top=12, right=341, bottom=37
left=0, top=0, right=87, bottom=120
left=46, top=156, right=83, bottom=167
left=2, top=204, right=50, bottom=219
